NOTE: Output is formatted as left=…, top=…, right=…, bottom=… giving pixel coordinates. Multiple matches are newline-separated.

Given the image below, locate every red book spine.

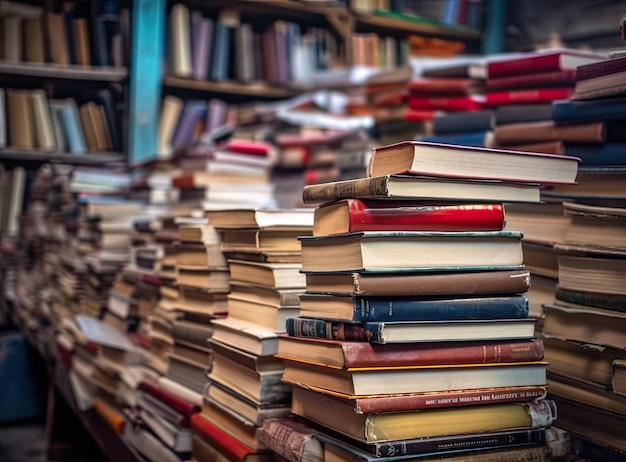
left=575, top=56, right=626, bottom=81
left=486, top=69, right=576, bottom=91
left=408, top=96, right=484, bottom=111
left=171, top=173, right=196, bottom=189
left=340, top=338, right=544, bottom=368
left=226, top=139, right=272, bottom=157
left=487, top=53, right=561, bottom=78
left=353, top=385, right=548, bottom=413
left=404, top=109, right=437, bottom=122
left=342, top=200, right=505, bottom=232
left=138, top=381, right=201, bottom=417
left=408, top=78, right=478, bottom=96
left=191, top=413, right=255, bottom=462
left=485, top=87, right=573, bottom=107
left=372, top=91, right=407, bottom=107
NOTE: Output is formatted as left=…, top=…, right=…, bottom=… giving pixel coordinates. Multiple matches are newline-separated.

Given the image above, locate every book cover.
left=304, top=269, right=531, bottom=297
left=485, top=87, right=573, bottom=107
left=191, top=15, right=213, bottom=80
left=552, top=97, right=626, bottom=122
left=420, top=131, right=489, bottom=147
left=432, top=110, right=493, bottom=134
left=298, top=293, right=530, bottom=322
left=408, top=78, right=483, bottom=96
left=277, top=335, right=544, bottom=368
left=486, top=69, right=577, bottom=91
left=285, top=317, right=536, bottom=344
left=494, top=103, right=553, bottom=125
left=301, top=174, right=542, bottom=205
left=139, top=380, right=201, bottom=419
left=367, top=140, right=580, bottom=184
left=313, top=200, right=505, bottom=236
left=576, top=55, right=626, bottom=81
left=494, top=120, right=605, bottom=145
left=486, top=49, right=606, bottom=78
left=563, top=143, right=626, bottom=166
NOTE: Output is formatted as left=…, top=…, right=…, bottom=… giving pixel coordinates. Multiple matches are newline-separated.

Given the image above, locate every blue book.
left=564, top=143, right=626, bottom=166
left=170, top=100, right=206, bottom=148
left=58, top=100, right=86, bottom=154
left=553, top=98, right=626, bottom=122
left=299, top=293, right=529, bottom=322
left=210, top=20, right=232, bottom=81
left=432, top=110, right=493, bottom=135
left=420, top=131, right=488, bottom=147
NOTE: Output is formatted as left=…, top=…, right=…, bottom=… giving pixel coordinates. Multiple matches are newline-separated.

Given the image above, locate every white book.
left=30, top=90, right=56, bottom=151
left=170, top=4, right=192, bottom=78
left=0, top=88, right=5, bottom=148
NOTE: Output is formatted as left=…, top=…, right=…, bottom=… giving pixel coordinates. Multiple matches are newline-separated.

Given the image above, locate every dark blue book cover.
left=553, top=98, right=626, bottom=122
left=432, top=110, right=493, bottom=135
left=564, top=143, right=626, bottom=166
left=420, top=131, right=488, bottom=147
left=299, top=293, right=529, bottom=322
left=210, top=21, right=231, bottom=81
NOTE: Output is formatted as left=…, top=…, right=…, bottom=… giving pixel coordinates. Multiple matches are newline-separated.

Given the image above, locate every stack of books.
left=190, top=207, right=314, bottom=461
left=259, top=140, right=581, bottom=461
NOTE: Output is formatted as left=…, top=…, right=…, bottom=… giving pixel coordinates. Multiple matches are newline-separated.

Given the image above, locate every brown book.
left=501, top=140, right=565, bottom=155
left=176, top=268, right=230, bottom=292
left=291, top=385, right=555, bottom=444
left=256, top=418, right=321, bottom=462
left=89, top=103, right=109, bottom=151
left=79, top=102, right=98, bottom=151
left=228, top=259, right=305, bottom=289
left=176, top=243, right=227, bottom=269
left=45, top=12, right=69, bottom=65
left=73, top=17, right=90, bottom=65
left=3, top=16, right=22, bottom=62
left=305, top=269, right=530, bottom=297
left=23, top=17, right=45, bottom=62
left=494, top=120, right=605, bottom=145
left=277, top=336, right=544, bottom=369
left=7, top=89, right=35, bottom=149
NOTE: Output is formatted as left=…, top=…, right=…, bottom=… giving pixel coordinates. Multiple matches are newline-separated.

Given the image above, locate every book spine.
left=486, top=88, right=573, bottom=107
left=344, top=202, right=505, bottom=233
left=350, top=295, right=529, bottom=322
left=552, top=98, right=626, bottom=122
left=572, top=83, right=626, bottom=101
left=302, top=176, right=391, bottom=204
left=341, top=338, right=544, bottom=368
left=487, top=54, right=559, bottom=78
left=354, top=385, right=548, bottom=413
left=409, top=79, right=476, bottom=96
left=352, top=270, right=531, bottom=297
left=256, top=418, right=315, bottom=462
left=564, top=143, right=626, bottom=166
left=408, top=95, right=484, bottom=111
left=494, top=121, right=605, bottom=145
left=576, top=57, right=626, bottom=81
left=486, top=69, right=576, bottom=91
left=420, top=132, right=487, bottom=148
left=555, top=286, right=626, bottom=312
left=285, top=318, right=371, bottom=342
left=190, top=414, right=254, bottom=461
left=139, top=381, right=200, bottom=417
left=368, top=428, right=546, bottom=457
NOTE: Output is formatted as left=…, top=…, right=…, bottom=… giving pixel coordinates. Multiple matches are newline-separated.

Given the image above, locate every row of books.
left=0, top=0, right=128, bottom=68
left=0, top=87, right=121, bottom=153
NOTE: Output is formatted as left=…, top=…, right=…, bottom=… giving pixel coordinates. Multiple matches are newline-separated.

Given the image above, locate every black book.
left=495, top=104, right=553, bottom=125
left=432, top=110, right=494, bottom=135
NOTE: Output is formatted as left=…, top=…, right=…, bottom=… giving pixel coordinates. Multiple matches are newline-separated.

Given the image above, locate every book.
left=277, top=336, right=544, bottom=368
left=557, top=251, right=626, bottom=295
left=138, top=381, right=200, bottom=421
left=190, top=413, right=273, bottom=461
left=576, top=55, right=626, bottom=81
left=312, top=200, right=506, bottom=236
left=494, top=103, right=554, bottom=125
left=486, top=69, right=577, bottom=91
left=256, top=418, right=322, bottom=462
left=285, top=317, right=536, bottom=344
left=573, top=68, right=626, bottom=100
left=408, top=78, right=484, bottom=96
left=304, top=269, right=531, bottom=297
left=486, top=49, right=606, bottom=78
left=321, top=432, right=552, bottom=462
left=493, top=120, right=605, bottom=145
left=302, top=175, right=541, bottom=205
left=552, top=97, right=626, bottom=122
left=169, top=3, right=192, bottom=77
left=211, top=317, right=278, bottom=357
left=298, top=231, right=524, bottom=273
left=419, top=131, right=490, bottom=148
left=484, top=87, right=573, bottom=107
left=563, top=143, right=626, bottom=166
left=291, top=385, right=555, bottom=443
left=555, top=285, right=626, bottom=312
left=297, top=293, right=529, bottom=322
left=205, top=208, right=314, bottom=229
left=366, top=141, right=579, bottom=184
left=228, top=259, right=306, bottom=289
left=432, top=110, right=494, bottom=134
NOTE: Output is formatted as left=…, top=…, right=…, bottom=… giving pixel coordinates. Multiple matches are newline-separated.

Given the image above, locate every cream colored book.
left=169, top=3, right=192, bottom=77
left=30, top=90, right=56, bottom=151
left=157, top=95, right=183, bottom=159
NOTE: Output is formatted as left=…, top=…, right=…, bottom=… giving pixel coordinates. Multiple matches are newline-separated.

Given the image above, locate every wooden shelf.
left=163, top=76, right=298, bottom=99
left=0, top=149, right=125, bottom=166
left=0, top=61, right=128, bottom=82
left=355, top=13, right=481, bottom=39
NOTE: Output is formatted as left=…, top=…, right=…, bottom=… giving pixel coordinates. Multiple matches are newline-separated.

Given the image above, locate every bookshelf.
left=0, top=149, right=124, bottom=167
left=0, top=61, right=128, bottom=82
left=163, top=76, right=298, bottom=99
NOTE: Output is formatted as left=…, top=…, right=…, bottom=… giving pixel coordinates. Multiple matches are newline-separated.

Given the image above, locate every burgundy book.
left=486, top=69, right=576, bottom=91
left=139, top=381, right=201, bottom=418
left=484, top=87, right=573, bottom=107
left=576, top=55, right=626, bottom=81
left=277, top=336, right=544, bottom=368
left=313, top=200, right=505, bottom=236
left=408, top=95, right=485, bottom=112
left=408, top=78, right=483, bottom=96
left=190, top=413, right=262, bottom=461
left=486, top=50, right=606, bottom=78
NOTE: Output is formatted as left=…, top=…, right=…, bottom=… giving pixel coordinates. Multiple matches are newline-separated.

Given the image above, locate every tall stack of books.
left=258, top=140, right=581, bottom=462
left=537, top=51, right=626, bottom=459
left=189, top=207, right=314, bottom=461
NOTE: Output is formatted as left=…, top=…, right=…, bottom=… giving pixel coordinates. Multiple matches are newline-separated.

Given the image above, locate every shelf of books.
left=0, top=149, right=125, bottom=166
left=163, top=76, right=298, bottom=99
left=0, top=62, right=127, bottom=82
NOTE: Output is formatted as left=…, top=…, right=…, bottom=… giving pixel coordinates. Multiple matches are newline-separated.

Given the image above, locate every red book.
left=225, top=139, right=273, bottom=157
left=486, top=49, right=606, bottom=78
left=408, top=95, right=485, bottom=111
left=322, top=385, right=549, bottom=413
left=403, top=109, right=437, bottom=122
left=191, top=413, right=258, bottom=461
left=486, top=69, right=577, bottom=91
left=484, top=87, right=573, bottom=107
left=371, top=90, right=407, bottom=107
left=313, top=200, right=505, bottom=236
left=408, top=78, right=483, bottom=96
left=138, top=381, right=201, bottom=418
left=575, top=55, right=626, bottom=81
left=277, top=336, right=544, bottom=369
